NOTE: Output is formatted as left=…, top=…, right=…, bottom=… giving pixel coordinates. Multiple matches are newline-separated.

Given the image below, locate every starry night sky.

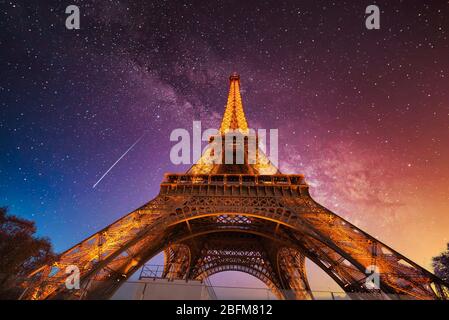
left=1, top=0, right=449, bottom=289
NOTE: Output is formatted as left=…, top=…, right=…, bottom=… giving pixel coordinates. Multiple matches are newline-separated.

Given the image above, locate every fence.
left=1, top=268, right=419, bottom=300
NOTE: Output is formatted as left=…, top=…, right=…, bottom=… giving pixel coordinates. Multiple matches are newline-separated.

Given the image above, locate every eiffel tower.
left=24, top=73, right=448, bottom=300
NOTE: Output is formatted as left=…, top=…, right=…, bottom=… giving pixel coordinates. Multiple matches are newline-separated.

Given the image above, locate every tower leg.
left=277, top=247, right=313, bottom=300
left=163, top=244, right=190, bottom=280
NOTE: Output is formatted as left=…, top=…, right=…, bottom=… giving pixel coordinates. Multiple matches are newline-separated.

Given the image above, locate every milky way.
left=1, top=0, right=449, bottom=287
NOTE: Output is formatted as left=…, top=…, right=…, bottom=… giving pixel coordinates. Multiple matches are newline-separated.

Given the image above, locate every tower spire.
left=219, top=72, right=249, bottom=133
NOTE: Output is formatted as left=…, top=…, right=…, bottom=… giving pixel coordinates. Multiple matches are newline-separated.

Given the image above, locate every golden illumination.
left=188, top=73, right=279, bottom=175
left=219, top=73, right=249, bottom=134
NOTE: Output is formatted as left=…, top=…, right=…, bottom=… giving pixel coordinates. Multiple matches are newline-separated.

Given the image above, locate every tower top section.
left=187, top=74, right=279, bottom=175
left=219, top=73, right=249, bottom=133
left=229, top=72, right=240, bottom=81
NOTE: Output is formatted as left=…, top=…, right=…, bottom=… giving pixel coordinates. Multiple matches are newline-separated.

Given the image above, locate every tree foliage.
left=432, top=243, right=449, bottom=283
left=0, top=207, right=55, bottom=299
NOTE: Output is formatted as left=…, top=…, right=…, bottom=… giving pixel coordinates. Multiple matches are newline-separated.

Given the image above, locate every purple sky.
left=1, top=1, right=449, bottom=292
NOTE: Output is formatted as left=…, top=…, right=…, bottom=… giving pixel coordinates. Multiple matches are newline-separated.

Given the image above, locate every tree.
left=432, top=243, right=449, bottom=283
left=0, top=207, right=55, bottom=299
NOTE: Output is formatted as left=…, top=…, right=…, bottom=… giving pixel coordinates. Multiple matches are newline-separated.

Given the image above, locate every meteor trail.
left=92, top=132, right=146, bottom=189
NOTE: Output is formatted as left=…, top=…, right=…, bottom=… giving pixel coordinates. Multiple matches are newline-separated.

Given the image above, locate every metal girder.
left=21, top=189, right=449, bottom=300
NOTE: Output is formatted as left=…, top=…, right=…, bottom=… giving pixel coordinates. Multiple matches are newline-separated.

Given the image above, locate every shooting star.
left=92, top=132, right=147, bottom=189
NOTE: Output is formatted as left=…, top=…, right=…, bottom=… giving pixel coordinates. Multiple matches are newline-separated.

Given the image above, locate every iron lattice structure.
left=23, top=73, right=449, bottom=300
